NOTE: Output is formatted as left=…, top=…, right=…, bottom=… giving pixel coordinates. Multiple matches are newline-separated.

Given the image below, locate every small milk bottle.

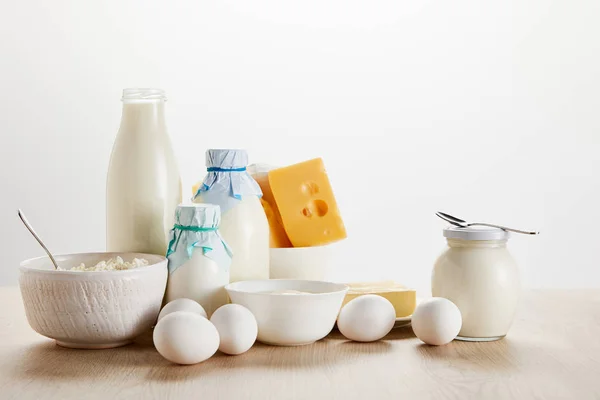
left=165, top=203, right=232, bottom=317
left=193, top=149, right=269, bottom=282
left=106, top=88, right=182, bottom=255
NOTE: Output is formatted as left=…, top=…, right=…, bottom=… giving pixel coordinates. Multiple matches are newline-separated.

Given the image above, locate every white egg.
left=153, top=311, right=220, bottom=364
left=158, top=298, right=207, bottom=321
left=337, top=295, right=396, bottom=342
left=411, top=297, right=462, bottom=346
left=210, top=304, right=258, bottom=355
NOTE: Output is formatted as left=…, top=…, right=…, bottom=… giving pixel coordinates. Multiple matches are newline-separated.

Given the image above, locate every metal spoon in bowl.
left=17, top=209, right=59, bottom=270
left=435, top=211, right=539, bottom=235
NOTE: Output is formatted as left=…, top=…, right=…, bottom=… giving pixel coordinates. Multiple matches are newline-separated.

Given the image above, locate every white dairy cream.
left=262, top=290, right=313, bottom=295
left=58, top=256, right=149, bottom=272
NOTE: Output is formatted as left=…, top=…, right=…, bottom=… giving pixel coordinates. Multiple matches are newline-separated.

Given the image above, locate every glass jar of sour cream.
left=432, top=226, right=520, bottom=341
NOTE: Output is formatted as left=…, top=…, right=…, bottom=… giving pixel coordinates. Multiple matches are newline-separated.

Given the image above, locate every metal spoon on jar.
left=17, top=209, right=60, bottom=270
left=435, top=211, right=539, bottom=235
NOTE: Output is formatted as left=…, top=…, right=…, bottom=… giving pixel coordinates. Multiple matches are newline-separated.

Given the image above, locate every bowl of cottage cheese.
left=19, top=252, right=167, bottom=349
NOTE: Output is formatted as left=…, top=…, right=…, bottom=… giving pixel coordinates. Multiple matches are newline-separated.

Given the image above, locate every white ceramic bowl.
left=269, top=244, right=335, bottom=280
left=19, top=252, right=167, bottom=349
left=225, top=279, right=348, bottom=346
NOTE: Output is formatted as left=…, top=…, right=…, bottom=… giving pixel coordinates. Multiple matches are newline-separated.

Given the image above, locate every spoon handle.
left=17, top=209, right=59, bottom=270
left=468, top=222, right=539, bottom=235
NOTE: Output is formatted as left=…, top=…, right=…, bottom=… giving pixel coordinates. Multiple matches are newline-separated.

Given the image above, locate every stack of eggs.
left=154, top=299, right=258, bottom=364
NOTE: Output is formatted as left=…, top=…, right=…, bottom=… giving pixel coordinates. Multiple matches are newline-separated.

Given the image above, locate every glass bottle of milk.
left=165, top=203, right=232, bottom=317
left=193, top=149, right=269, bottom=282
left=106, top=89, right=182, bottom=255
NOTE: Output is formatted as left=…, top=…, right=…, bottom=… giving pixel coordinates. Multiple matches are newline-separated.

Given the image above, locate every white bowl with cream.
left=19, top=252, right=167, bottom=349
left=225, top=279, right=348, bottom=346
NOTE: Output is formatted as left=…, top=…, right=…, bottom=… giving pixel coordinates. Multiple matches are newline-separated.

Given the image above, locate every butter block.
left=342, top=281, right=417, bottom=318
left=268, top=158, right=347, bottom=247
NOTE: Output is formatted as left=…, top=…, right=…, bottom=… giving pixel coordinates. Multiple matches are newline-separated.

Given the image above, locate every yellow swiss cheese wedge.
left=342, top=281, right=417, bottom=318
left=268, top=158, right=347, bottom=247
left=253, top=173, right=293, bottom=248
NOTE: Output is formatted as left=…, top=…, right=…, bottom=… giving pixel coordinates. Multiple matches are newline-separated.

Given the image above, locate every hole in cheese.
left=302, top=199, right=328, bottom=218
left=312, top=200, right=328, bottom=216
left=300, top=181, right=320, bottom=195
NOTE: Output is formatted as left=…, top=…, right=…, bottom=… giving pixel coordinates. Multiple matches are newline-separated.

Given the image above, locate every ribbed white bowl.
left=19, top=252, right=167, bottom=349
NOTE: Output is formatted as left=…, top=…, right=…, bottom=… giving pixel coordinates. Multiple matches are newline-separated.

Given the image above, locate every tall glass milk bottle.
left=107, top=89, right=182, bottom=255
left=193, top=149, right=269, bottom=282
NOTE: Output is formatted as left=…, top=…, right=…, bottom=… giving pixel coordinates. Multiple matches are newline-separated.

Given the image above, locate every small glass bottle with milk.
left=193, top=149, right=269, bottom=282
left=106, top=89, right=182, bottom=255
left=165, top=203, right=232, bottom=317
left=432, top=226, right=520, bottom=341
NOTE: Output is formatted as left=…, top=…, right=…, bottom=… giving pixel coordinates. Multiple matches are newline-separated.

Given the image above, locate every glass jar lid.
left=443, top=226, right=510, bottom=241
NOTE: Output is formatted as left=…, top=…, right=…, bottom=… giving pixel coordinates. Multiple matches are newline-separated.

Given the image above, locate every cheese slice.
left=254, top=174, right=293, bottom=248
left=268, top=158, right=347, bottom=247
left=342, top=281, right=417, bottom=318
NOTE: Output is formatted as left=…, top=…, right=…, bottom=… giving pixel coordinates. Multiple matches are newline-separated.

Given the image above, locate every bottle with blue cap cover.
left=164, top=203, right=232, bottom=316
left=193, top=149, right=269, bottom=282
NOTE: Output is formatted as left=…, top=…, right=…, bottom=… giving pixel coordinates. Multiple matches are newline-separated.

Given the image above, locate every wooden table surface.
left=1, top=287, right=599, bottom=400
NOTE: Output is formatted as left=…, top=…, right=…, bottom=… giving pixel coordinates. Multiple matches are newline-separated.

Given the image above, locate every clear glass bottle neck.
left=119, top=89, right=167, bottom=126
left=121, top=88, right=166, bottom=102
left=446, top=238, right=508, bottom=249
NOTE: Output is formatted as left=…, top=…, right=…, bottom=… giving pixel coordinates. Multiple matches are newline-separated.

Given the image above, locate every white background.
left=1, top=0, right=599, bottom=293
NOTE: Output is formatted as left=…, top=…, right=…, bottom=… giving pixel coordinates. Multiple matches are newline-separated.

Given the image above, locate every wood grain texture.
left=0, top=287, right=598, bottom=400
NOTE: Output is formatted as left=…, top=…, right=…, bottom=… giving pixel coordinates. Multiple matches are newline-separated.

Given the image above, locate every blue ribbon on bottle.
left=207, top=167, right=247, bottom=172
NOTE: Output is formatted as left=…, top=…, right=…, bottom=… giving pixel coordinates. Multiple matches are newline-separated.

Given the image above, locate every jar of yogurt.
left=165, top=203, right=232, bottom=317
left=431, top=226, right=519, bottom=341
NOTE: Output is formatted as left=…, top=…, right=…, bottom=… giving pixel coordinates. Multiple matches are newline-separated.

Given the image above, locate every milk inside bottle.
left=106, top=88, right=182, bottom=255
left=193, top=149, right=269, bottom=282
left=165, top=203, right=232, bottom=317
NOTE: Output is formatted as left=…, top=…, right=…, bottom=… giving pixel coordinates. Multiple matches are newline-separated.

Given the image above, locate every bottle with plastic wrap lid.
left=165, top=203, right=232, bottom=317
left=193, top=149, right=269, bottom=282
